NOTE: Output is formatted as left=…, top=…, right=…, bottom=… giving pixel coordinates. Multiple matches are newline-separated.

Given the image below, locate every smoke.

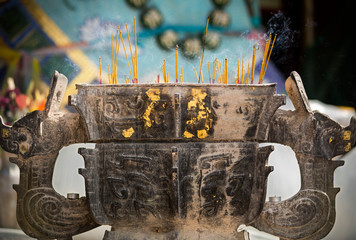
left=266, top=11, right=300, bottom=68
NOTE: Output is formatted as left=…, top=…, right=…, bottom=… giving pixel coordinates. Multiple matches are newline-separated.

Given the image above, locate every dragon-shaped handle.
left=253, top=71, right=356, bottom=239
left=0, top=71, right=98, bottom=239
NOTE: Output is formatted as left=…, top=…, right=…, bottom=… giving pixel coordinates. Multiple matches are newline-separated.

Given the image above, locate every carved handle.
left=253, top=72, right=356, bottom=239
left=0, top=71, right=96, bottom=239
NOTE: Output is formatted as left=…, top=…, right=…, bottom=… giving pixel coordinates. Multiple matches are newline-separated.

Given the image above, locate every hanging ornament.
left=126, top=0, right=147, bottom=9
left=182, top=37, right=202, bottom=58
left=140, top=7, right=163, bottom=29
left=204, top=31, right=220, bottom=50
left=157, top=30, right=179, bottom=50
left=211, top=0, right=230, bottom=8
left=209, top=9, right=230, bottom=27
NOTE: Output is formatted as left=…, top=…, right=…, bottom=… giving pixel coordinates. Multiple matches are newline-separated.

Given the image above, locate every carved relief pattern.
left=101, top=144, right=174, bottom=223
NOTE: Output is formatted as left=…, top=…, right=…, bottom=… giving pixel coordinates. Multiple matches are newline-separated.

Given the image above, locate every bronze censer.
left=0, top=71, right=355, bottom=240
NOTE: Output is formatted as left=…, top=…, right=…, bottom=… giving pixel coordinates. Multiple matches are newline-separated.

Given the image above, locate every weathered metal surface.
left=0, top=70, right=354, bottom=240
left=69, top=83, right=285, bottom=142
left=79, top=142, right=273, bottom=239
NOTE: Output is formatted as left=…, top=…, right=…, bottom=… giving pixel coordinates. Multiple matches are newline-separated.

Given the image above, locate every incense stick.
left=259, top=34, right=271, bottom=84
left=193, top=67, right=199, bottom=82
left=241, top=57, right=244, bottom=84
left=126, top=24, right=136, bottom=83
left=111, top=33, right=113, bottom=81
left=134, top=17, right=138, bottom=83
left=251, top=45, right=256, bottom=84
left=181, top=67, right=184, bottom=83
left=118, top=26, right=134, bottom=83
left=225, top=58, right=228, bottom=84
left=212, top=59, right=216, bottom=84
left=262, top=34, right=277, bottom=80
left=176, top=45, right=178, bottom=83
left=208, top=62, right=211, bottom=83
left=108, top=65, right=111, bottom=84
left=237, top=59, right=240, bottom=84
left=246, top=61, right=250, bottom=84
left=199, top=17, right=210, bottom=83
left=199, top=57, right=204, bottom=83
left=99, top=57, right=102, bottom=84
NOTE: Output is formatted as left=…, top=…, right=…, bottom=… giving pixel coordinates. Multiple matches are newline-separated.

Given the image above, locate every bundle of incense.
left=262, top=34, right=277, bottom=80
left=259, top=34, right=276, bottom=84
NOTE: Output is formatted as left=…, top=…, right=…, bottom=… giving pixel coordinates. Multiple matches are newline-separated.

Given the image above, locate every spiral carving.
left=254, top=189, right=330, bottom=239
left=21, top=188, right=97, bottom=238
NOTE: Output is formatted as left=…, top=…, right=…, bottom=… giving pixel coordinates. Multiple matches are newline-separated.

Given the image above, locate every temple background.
left=0, top=0, right=355, bottom=239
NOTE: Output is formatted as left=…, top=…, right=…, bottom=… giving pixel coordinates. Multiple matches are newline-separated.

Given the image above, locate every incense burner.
left=0, top=71, right=355, bottom=240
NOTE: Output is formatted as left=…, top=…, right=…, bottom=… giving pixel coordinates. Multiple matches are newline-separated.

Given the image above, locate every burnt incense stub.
left=0, top=70, right=355, bottom=240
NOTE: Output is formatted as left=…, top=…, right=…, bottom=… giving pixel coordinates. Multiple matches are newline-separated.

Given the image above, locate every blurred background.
left=0, top=0, right=355, bottom=239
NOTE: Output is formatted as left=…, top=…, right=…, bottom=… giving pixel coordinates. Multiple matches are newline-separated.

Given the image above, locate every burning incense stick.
left=212, top=60, right=216, bottom=84
left=176, top=45, right=178, bottom=83
left=241, top=57, right=245, bottom=84
left=162, top=59, right=167, bottom=83
left=125, top=24, right=136, bottom=83
left=193, top=67, right=199, bottom=82
left=99, top=57, right=102, bottom=84
left=111, top=33, right=113, bottom=80
left=134, top=17, right=138, bottom=83
left=263, top=34, right=277, bottom=80
left=237, top=59, right=240, bottom=84
left=259, top=34, right=271, bottom=84
left=118, top=26, right=134, bottom=83
left=199, top=57, right=204, bottom=83
left=114, top=30, right=121, bottom=84
left=125, top=75, right=128, bottom=84
left=108, top=65, right=111, bottom=84
left=181, top=67, right=184, bottom=83
left=217, top=61, right=222, bottom=84
left=251, top=45, right=256, bottom=84
left=208, top=62, right=211, bottom=83
left=246, top=61, right=250, bottom=84
left=225, top=58, right=228, bottom=84
left=199, top=17, right=209, bottom=83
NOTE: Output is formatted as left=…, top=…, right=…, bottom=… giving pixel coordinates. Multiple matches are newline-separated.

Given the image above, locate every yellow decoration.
left=183, top=131, right=194, bottom=138
left=141, top=89, right=160, bottom=128
left=2, top=128, right=9, bottom=138
left=344, top=131, right=351, bottom=141
left=122, top=127, right=135, bottom=138
left=345, top=142, right=351, bottom=152
left=197, top=129, right=208, bottom=139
